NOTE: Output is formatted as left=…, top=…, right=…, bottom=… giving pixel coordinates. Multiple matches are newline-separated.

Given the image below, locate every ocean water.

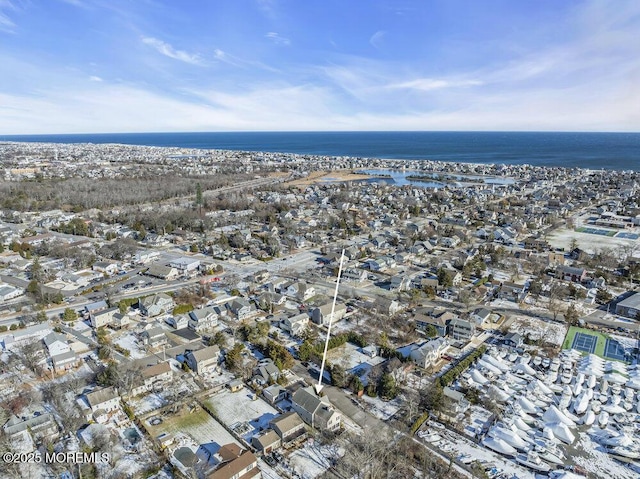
left=1, top=131, right=639, bottom=171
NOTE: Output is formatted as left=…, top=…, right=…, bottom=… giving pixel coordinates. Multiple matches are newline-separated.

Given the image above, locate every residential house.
left=547, top=252, right=566, bottom=266
left=131, top=362, right=174, bottom=396
left=227, top=298, right=254, bottom=321
left=139, top=293, right=174, bottom=317
left=286, top=282, right=316, bottom=302
left=252, top=430, right=281, bottom=454
left=254, top=359, right=280, bottom=385
left=414, top=311, right=451, bottom=337
left=208, top=445, right=260, bottom=479
left=3, top=413, right=59, bottom=442
left=615, top=293, right=640, bottom=319
left=85, top=387, right=120, bottom=422
left=185, top=345, right=220, bottom=375
left=443, top=387, right=471, bottom=414
left=140, top=326, right=167, bottom=348
left=145, top=264, right=179, bottom=281
left=498, top=282, right=526, bottom=302
left=92, top=261, right=119, bottom=276
left=0, top=285, right=24, bottom=302
left=389, top=275, right=411, bottom=292
left=470, top=307, right=492, bottom=326
left=280, top=313, right=309, bottom=337
left=374, top=297, right=403, bottom=316
left=310, top=302, right=347, bottom=326
left=270, top=411, right=306, bottom=444
left=90, top=307, right=118, bottom=328
left=557, top=265, right=588, bottom=283
left=291, top=387, right=342, bottom=432
left=448, top=318, right=475, bottom=341
left=43, top=332, right=70, bottom=356
left=169, top=257, right=201, bottom=274
left=441, top=236, right=461, bottom=248
left=342, top=268, right=367, bottom=283
left=524, top=236, right=550, bottom=251
left=165, top=315, right=189, bottom=329
left=262, top=385, right=288, bottom=405
left=188, top=306, right=219, bottom=332
left=52, top=351, right=79, bottom=372
left=409, top=338, right=448, bottom=369
left=134, top=250, right=160, bottom=264
left=84, top=300, right=108, bottom=316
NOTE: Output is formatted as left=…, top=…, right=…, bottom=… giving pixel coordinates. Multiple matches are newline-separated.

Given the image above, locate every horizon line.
left=2, top=129, right=640, bottom=137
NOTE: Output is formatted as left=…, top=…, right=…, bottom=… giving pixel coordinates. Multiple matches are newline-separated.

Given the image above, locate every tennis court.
left=572, top=331, right=598, bottom=354
left=615, top=232, right=639, bottom=240
left=576, top=227, right=616, bottom=236
left=604, top=338, right=627, bottom=361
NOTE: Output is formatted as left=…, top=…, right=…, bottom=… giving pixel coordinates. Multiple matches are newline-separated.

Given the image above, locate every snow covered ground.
left=547, top=226, right=638, bottom=255
left=326, top=341, right=385, bottom=372
left=359, top=394, right=402, bottom=421
left=506, top=314, right=568, bottom=346
left=418, top=425, right=537, bottom=479
left=288, top=441, right=343, bottom=479
left=205, top=389, right=278, bottom=442
left=114, top=332, right=146, bottom=359
left=128, top=392, right=168, bottom=415
left=572, top=428, right=639, bottom=479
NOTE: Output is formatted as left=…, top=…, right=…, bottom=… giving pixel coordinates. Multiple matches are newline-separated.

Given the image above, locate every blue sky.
left=0, top=0, right=638, bottom=133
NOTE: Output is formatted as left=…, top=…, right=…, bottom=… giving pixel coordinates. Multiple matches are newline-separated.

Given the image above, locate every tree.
left=596, top=289, right=613, bottom=305
left=528, top=279, right=542, bottom=298
left=30, top=256, right=44, bottom=283
left=421, top=381, right=445, bottom=413
left=225, top=342, right=244, bottom=374
left=62, top=308, right=77, bottom=322
left=548, top=282, right=565, bottom=321
left=379, top=373, right=398, bottom=400
left=351, top=376, right=364, bottom=394
left=565, top=304, right=580, bottom=326
left=329, top=363, right=348, bottom=388
left=195, top=182, right=203, bottom=216
left=35, top=310, right=47, bottom=323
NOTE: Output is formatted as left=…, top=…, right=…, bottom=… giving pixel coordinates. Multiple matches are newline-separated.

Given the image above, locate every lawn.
left=145, top=404, right=239, bottom=448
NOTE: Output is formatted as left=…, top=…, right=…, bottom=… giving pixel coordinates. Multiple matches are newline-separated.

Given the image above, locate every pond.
left=357, top=168, right=516, bottom=187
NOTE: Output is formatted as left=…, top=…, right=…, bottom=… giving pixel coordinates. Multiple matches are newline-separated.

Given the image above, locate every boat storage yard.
left=432, top=345, right=640, bottom=478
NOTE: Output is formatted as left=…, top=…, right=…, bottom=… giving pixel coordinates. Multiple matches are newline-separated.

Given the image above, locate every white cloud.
left=0, top=0, right=17, bottom=33
left=89, top=75, right=103, bottom=82
left=141, top=36, right=202, bottom=65
left=265, top=31, right=290, bottom=46
left=369, top=30, right=386, bottom=49
left=388, top=78, right=483, bottom=91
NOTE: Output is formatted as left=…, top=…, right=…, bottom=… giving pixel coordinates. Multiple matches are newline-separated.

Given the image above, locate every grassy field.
left=145, top=405, right=211, bottom=436
left=563, top=326, right=607, bottom=357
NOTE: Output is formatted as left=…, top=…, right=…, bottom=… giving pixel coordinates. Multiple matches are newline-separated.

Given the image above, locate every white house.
left=92, top=261, right=119, bottom=276
left=310, top=302, right=347, bottom=326
left=0, top=284, right=24, bottom=302
left=280, top=313, right=309, bottom=336
left=139, top=293, right=174, bottom=317
left=185, top=345, right=220, bottom=375
left=188, top=306, right=218, bottom=332
left=169, top=257, right=200, bottom=274
left=43, top=332, right=71, bottom=356
left=409, top=338, right=448, bottom=369
left=90, top=307, right=118, bottom=329
left=131, top=362, right=174, bottom=396
left=85, top=387, right=120, bottom=414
